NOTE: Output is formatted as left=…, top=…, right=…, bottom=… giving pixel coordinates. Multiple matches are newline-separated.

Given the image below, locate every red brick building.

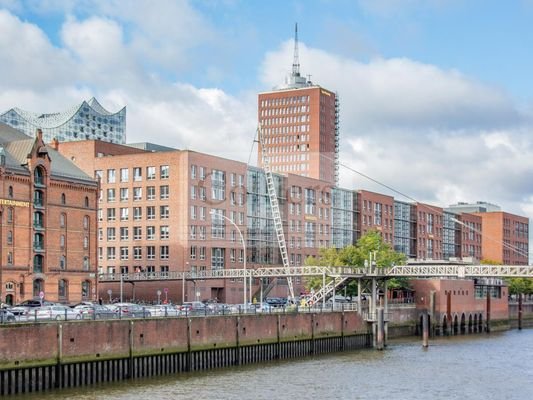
left=355, top=190, right=395, bottom=246
left=473, top=211, right=529, bottom=265
left=258, top=85, right=338, bottom=185
left=0, top=123, right=98, bottom=305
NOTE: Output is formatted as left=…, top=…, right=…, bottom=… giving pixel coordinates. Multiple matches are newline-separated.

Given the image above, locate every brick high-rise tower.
left=258, top=24, right=339, bottom=185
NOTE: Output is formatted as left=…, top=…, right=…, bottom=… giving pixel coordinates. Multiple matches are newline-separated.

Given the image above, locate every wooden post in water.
left=446, top=291, right=452, bottom=336
left=422, top=311, right=429, bottom=348
left=376, top=307, right=384, bottom=350
left=518, top=293, right=523, bottom=331
left=486, top=289, right=491, bottom=333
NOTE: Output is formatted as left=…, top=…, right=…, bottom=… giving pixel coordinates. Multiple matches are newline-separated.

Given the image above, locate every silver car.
left=34, top=305, right=82, bottom=321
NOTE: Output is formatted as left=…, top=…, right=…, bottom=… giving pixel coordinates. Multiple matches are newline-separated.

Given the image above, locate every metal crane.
left=257, top=124, right=296, bottom=301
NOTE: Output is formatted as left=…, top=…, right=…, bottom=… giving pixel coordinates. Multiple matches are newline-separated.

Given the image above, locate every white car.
left=146, top=305, right=180, bottom=317
left=34, top=305, right=82, bottom=321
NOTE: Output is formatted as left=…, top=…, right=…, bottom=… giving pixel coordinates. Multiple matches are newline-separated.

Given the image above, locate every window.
left=95, top=170, right=103, bottom=181
left=211, top=209, right=225, bottom=239
left=7, top=252, right=13, bottom=265
left=189, top=225, right=196, bottom=239
left=147, top=206, right=156, bottom=220
left=107, top=247, right=116, bottom=260
left=61, top=193, right=66, bottom=205
left=191, top=165, right=196, bottom=179
left=211, top=248, right=225, bottom=271
left=211, top=169, right=225, bottom=201
left=34, top=190, right=44, bottom=207
left=147, top=246, right=156, bottom=260
left=120, top=207, right=129, bottom=221
left=160, top=165, right=169, bottom=179
left=191, top=185, right=196, bottom=200
left=160, top=185, right=169, bottom=200
left=199, top=246, right=206, bottom=260
left=120, top=188, right=129, bottom=201
left=83, top=215, right=89, bottom=230
left=160, top=225, right=169, bottom=240
left=60, top=234, right=65, bottom=248
left=120, top=168, right=129, bottom=182
left=146, top=226, right=156, bottom=240
left=147, top=186, right=156, bottom=200
left=191, top=205, right=197, bottom=220
left=199, top=166, right=205, bottom=180
left=81, top=280, right=91, bottom=298
left=190, top=246, right=197, bottom=260
left=8, top=186, right=13, bottom=198
left=34, top=167, right=45, bottom=185
left=107, top=208, right=116, bottom=221
left=7, top=207, right=13, bottom=223
left=58, top=280, right=68, bottom=298
left=133, top=246, right=142, bottom=260
left=59, top=213, right=66, bottom=228
left=107, top=188, right=116, bottom=202
left=120, top=227, right=129, bottom=241
left=133, top=167, right=142, bottom=181
left=84, top=236, right=89, bottom=249
left=200, top=206, right=206, bottom=221
left=133, top=226, right=142, bottom=240
left=133, top=187, right=142, bottom=201
left=107, top=169, right=116, bottom=184
left=85, top=196, right=89, bottom=208
left=160, top=205, right=169, bottom=219
left=107, top=227, right=116, bottom=241
left=147, top=166, right=156, bottom=180
left=160, top=245, right=169, bottom=260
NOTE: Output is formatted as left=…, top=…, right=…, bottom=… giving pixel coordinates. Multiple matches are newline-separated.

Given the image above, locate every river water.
left=20, top=329, right=533, bottom=400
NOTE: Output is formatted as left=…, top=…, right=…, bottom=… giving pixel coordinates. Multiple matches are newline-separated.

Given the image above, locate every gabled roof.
left=0, top=122, right=94, bottom=182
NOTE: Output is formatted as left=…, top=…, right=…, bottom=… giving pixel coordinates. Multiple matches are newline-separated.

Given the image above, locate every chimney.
left=51, top=137, right=59, bottom=150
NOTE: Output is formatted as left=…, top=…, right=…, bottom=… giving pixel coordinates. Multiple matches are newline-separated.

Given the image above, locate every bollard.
left=422, top=311, right=429, bottom=348
left=518, top=293, right=523, bottom=331
left=376, top=307, right=384, bottom=350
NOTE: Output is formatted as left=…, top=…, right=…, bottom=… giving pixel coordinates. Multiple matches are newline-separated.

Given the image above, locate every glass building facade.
left=246, top=167, right=285, bottom=265
left=394, top=200, right=413, bottom=257
left=331, top=188, right=355, bottom=248
left=443, top=211, right=460, bottom=259
left=0, top=98, right=126, bottom=144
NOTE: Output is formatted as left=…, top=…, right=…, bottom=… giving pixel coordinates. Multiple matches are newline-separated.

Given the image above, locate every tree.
left=304, top=230, right=408, bottom=294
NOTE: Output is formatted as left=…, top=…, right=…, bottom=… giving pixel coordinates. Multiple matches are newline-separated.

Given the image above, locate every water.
left=20, top=330, right=533, bottom=400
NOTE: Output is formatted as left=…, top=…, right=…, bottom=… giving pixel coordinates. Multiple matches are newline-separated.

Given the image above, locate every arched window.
left=34, top=167, right=45, bottom=185
left=32, top=278, right=44, bottom=297
left=33, top=211, right=44, bottom=228
left=83, top=215, right=89, bottom=230
left=60, top=213, right=66, bottom=228
left=7, top=207, right=13, bottom=223
left=8, top=186, right=13, bottom=198
left=7, top=230, right=13, bottom=245
left=61, top=193, right=66, bottom=205
left=83, top=236, right=89, bottom=249
left=81, top=280, right=91, bottom=299
left=58, top=279, right=68, bottom=299
left=34, top=190, right=44, bottom=207
left=85, top=196, right=89, bottom=208
left=33, top=254, right=44, bottom=273
left=60, top=235, right=65, bottom=249
left=83, top=256, right=89, bottom=271
left=60, top=255, right=66, bottom=269
left=34, top=232, right=44, bottom=250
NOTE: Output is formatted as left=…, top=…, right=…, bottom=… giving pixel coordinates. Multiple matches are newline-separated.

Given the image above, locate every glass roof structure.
left=0, top=97, right=126, bottom=144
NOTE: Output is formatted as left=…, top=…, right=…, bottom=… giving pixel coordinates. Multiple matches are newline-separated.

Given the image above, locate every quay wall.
left=0, top=311, right=371, bottom=396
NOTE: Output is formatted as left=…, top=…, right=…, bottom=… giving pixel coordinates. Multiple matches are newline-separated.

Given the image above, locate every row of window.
left=99, top=206, right=169, bottom=221
left=96, top=165, right=169, bottom=183
left=102, top=185, right=169, bottom=202
left=260, top=95, right=310, bottom=108
left=99, top=226, right=170, bottom=241
left=100, top=245, right=170, bottom=260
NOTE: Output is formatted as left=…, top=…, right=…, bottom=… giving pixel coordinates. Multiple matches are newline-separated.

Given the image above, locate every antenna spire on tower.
left=292, top=23, right=300, bottom=77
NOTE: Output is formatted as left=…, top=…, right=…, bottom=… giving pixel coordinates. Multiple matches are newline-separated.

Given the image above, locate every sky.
left=1, top=0, right=533, bottom=257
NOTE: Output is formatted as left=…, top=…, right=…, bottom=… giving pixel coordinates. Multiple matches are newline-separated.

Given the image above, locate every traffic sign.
left=157, top=290, right=162, bottom=296
left=39, top=291, right=44, bottom=299
left=164, top=288, right=168, bottom=293
left=107, top=289, right=112, bottom=295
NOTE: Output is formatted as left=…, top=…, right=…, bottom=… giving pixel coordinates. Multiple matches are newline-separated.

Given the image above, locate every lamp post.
left=210, top=210, right=247, bottom=307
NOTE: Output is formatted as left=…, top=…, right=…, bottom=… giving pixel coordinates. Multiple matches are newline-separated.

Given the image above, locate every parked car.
left=0, top=309, right=16, bottom=322
left=265, top=297, right=288, bottom=307
left=146, top=305, right=180, bottom=317
left=74, top=304, right=117, bottom=320
left=34, top=305, right=82, bottom=321
left=108, top=303, right=151, bottom=318
left=179, top=301, right=208, bottom=315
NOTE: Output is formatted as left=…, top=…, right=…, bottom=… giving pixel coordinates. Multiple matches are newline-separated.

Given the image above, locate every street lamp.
left=210, top=210, right=247, bottom=307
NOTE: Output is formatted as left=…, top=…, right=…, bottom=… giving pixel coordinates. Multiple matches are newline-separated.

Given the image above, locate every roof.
left=0, top=123, right=94, bottom=182
left=0, top=97, right=125, bottom=130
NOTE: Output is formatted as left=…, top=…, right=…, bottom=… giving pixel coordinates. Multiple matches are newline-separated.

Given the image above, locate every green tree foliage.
left=304, top=230, right=408, bottom=293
